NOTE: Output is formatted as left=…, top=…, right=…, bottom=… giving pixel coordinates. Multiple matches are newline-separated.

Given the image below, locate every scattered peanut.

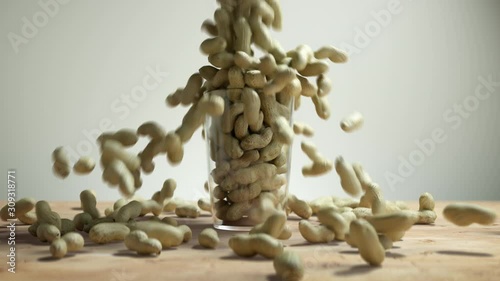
left=335, top=156, right=363, bottom=197
left=125, top=230, right=162, bottom=255
left=273, top=251, right=304, bottom=281
left=80, top=189, right=101, bottom=219
left=298, top=220, right=335, bottom=243
left=443, top=203, right=497, bottom=226
left=287, top=194, right=312, bottom=219
left=198, top=228, right=220, bottom=249
left=349, top=219, right=385, bottom=266
left=52, top=147, right=71, bottom=178
left=229, top=233, right=284, bottom=259
left=340, top=111, right=364, bottom=133
left=73, top=156, right=96, bottom=174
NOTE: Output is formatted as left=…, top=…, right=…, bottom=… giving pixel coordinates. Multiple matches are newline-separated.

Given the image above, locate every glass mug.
left=205, top=89, right=293, bottom=231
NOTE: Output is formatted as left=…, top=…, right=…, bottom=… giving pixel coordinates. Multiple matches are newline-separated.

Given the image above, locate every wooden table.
left=0, top=201, right=499, bottom=281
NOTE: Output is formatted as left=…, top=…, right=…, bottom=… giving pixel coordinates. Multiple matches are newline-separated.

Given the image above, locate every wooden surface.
left=0, top=201, right=499, bottom=281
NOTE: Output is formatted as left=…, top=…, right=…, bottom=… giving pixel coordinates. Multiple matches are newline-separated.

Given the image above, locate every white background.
left=1, top=0, right=499, bottom=203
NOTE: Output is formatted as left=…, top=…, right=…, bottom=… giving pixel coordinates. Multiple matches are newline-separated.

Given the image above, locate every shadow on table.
left=112, top=249, right=161, bottom=258
left=13, top=231, right=46, bottom=246
left=335, top=264, right=380, bottom=276
left=436, top=250, right=493, bottom=257
left=38, top=253, right=76, bottom=262
left=339, top=250, right=358, bottom=255
left=266, top=274, right=281, bottom=281
left=219, top=254, right=270, bottom=262
left=290, top=241, right=340, bottom=247
left=386, top=251, right=406, bottom=259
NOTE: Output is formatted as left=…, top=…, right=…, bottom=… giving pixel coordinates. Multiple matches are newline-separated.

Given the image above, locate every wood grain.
left=0, top=201, right=499, bottom=281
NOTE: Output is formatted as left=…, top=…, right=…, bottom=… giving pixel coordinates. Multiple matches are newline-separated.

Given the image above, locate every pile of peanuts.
left=2, top=1, right=498, bottom=281
left=162, top=0, right=354, bottom=226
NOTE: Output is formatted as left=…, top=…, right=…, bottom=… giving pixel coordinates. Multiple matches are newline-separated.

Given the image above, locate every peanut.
left=199, top=93, right=225, bottom=117
left=214, top=8, right=233, bottom=50
left=266, top=0, right=282, bottom=30
left=364, top=212, right=415, bottom=234
left=139, top=200, right=162, bottom=216
left=443, top=203, right=497, bottom=226
left=209, top=51, right=234, bottom=68
left=298, top=59, right=328, bottom=77
left=125, top=230, right=162, bottom=255
left=197, top=198, right=212, bottom=213
left=225, top=200, right=253, bottom=221
left=137, top=121, right=166, bottom=140
left=235, top=51, right=260, bottom=69
left=359, top=183, right=382, bottom=208
left=335, top=156, right=363, bottom=197
left=316, top=207, right=349, bottom=240
left=49, top=239, right=67, bottom=259
left=230, top=150, right=260, bottom=170
left=241, top=87, right=261, bottom=127
left=352, top=163, right=373, bottom=191
left=52, top=147, right=71, bottom=178
left=73, top=212, right=93, bottom=231
left=101, top=140, right=140, bottom=171
left=80, top=189, right=100, bottom=219
left=98, top=129, right=138, bottom=147
left=288, top=44, right=313, bottom=71
left=316, top=74, right=332, bottom=97
left=241, top=127, right=273, bottom=150
left=287, top=194, right=312, bottom=219
left=175, top=203, right=201, bottom=218
left=248, top=10, right=274, bottom=51
left=60, top=218, right=76, bottom=235
left=178, top=225, right=192, bottom=242
left=419, top=192, right=435, bottom=211
left=273, top=251, right=304, bottom=281
left=201, top=19, right=218, bottom=36
left=229, top=233, right=284, bottom=259
left=228, top=184, right=262, bottom=203
left=228, top=65, right=245, bottom=88
left=198, top=228, right=220, bottom=249
left=249, top=212, right=287, bottom=238
left=292, top=122, right=314, bottom=137
left=263, top=67, right=296, bottom=95
left=50, top=232, right=84, bottom=258
left=297, top=75, right=317, bottom=97
left=1, top=197, right=36, bottom=222
left=37, top=223, right=61, bottom=242
left=35, top=200, right=61, bottom=230
left=89, top=223, right=130, bottom=244
left=164, top=132, right=184, bottom=164
left=131, top=221, right=184, bottom=248
left=271, top=116, right=293, bottom=145
left=314, top=45, right=348, bottom=63
left=73, top=156, right=95, bottom=174
left=349, top=219, right=385, bottom=266
left=244, top=70, right=267, bottom=88
left=102, top=159, right=135, bottom=197
left=298, top=220, right=335, bottom=243
left=18, top=212, right=37, bottom=225
left=175, top=103, right=206, bottom=143
left=311, top=93, right=330, bottom=120
left=340, top=111, right=364, bottom=132
left=114, top=200, right=142, bottom=223
left=200, top=36, right=227, bottom=55
left=233, top=17, right=252, bottom=54
left=161, top=217, right=178, bottom=226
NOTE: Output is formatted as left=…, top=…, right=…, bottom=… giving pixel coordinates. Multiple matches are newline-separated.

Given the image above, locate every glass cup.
left=205, top=89, right=293, bottom=231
